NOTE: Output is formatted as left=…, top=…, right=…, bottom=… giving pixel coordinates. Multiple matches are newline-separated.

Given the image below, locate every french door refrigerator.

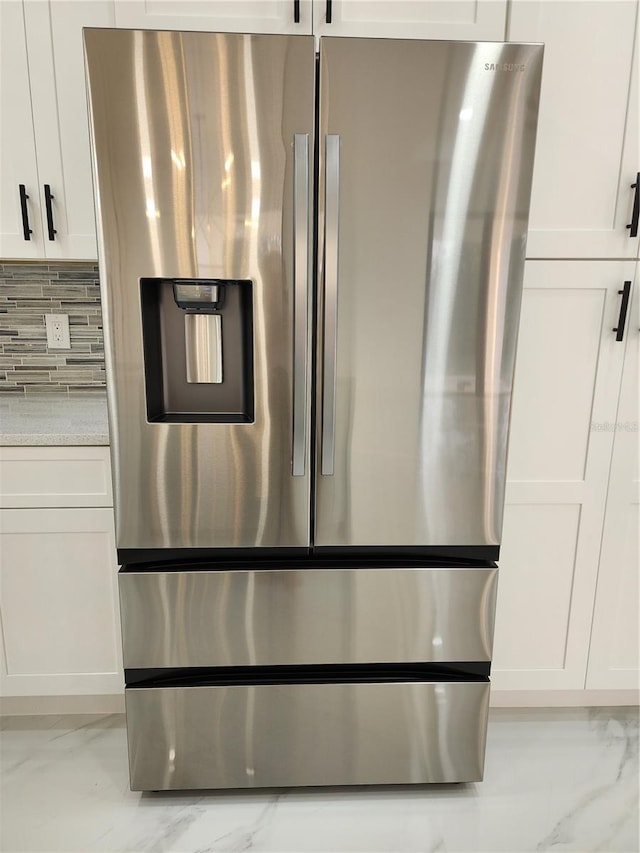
left=84, top=29, right=542, bottom=791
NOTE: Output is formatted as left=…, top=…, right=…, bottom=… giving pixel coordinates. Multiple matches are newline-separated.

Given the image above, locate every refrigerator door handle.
left=293, top=133, right=310, bottom=476
left=321, top=134, right=340, bottom=476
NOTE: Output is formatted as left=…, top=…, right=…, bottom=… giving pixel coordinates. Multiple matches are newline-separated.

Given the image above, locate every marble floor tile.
left=0, top=707, right=638, bottom=852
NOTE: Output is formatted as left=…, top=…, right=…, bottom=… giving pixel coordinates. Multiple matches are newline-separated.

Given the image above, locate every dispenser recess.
left=140, top=278, right=254, bottom=423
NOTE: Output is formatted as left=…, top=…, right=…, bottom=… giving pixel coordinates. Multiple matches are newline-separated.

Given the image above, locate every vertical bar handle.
left=613, top=281, right=632, bottom=341
left=44, top=184, right=56, bottom=241
left=19, top=185, right=32, bottom=241
left=326, top=0, right=333, bottom=23
left=293, top=0, right=300, bottom=23
left=292, top=134, right=309, bottom=476
left=321, top=135, right=340, bottom=476
left=627, top=173, right=639, bottom=238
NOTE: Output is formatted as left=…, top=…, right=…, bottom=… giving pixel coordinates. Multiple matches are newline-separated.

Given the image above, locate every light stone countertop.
left=0, top=393, right=109, bottom=446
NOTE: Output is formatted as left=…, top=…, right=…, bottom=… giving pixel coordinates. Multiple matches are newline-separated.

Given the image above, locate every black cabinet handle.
left=294, top=0, right=300, bottom=22
left=19, top=185, right=32, bottom=241
left=326, top=0, right=332, bottom=23
left=44, top=184, right=56, bottom=241
left=613, top=281, right=631, bottom=341
left=628, top=172, right=640, bottom=238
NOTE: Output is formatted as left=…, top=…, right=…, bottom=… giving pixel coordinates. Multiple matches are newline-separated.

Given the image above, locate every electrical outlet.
left=45, top=314, right=71, bottom=350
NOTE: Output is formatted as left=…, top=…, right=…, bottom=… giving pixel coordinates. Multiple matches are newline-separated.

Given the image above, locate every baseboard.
left=491, top=689, right=640, bottom=707
left=1, top=688, right=637, bottom=716
left=0, top=693, right=125, bottom=716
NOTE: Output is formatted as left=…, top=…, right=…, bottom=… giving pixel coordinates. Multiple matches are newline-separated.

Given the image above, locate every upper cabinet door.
left=2, top=1, right=112, bottom=261
left=509, top=0, right=639, bottom=259
left=23, top=0, right=113, bottom=261
left=313, top=0, right=507, bottom=39
left=0, top=1, right=42, bottom=259
left=114, top=0, right=313, bottom=34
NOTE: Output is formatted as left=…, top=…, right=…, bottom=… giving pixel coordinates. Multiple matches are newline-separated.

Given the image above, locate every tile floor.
left=0, top=707, right=638, bottom=852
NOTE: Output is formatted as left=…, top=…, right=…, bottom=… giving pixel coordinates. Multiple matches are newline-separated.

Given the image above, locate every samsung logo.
left=484, top=62, right=525, bottom=72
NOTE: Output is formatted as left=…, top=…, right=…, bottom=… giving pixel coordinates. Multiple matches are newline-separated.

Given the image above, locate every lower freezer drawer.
left=125, top=679, right=490, bottom=790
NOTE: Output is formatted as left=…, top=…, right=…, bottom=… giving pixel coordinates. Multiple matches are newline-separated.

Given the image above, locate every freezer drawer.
left=119, top=566, right=498, bottom=668
left=125, top=678, right=490, bottom=790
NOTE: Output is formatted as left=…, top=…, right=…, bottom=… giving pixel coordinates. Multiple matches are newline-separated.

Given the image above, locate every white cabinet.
left=509, top=0, right=639, bottom=259
left=114, top=0, right=313, bottom=33
left=0, top=0, right=114, bottom=261
left=114, top=0, right=507, bottom=40
left=493, top=260, right=636, bottom=691
left=494, top=0, right=639, bottom=702
left=312, top=0, right=506, bottom=39
left=587, top=285, right=639, bottom=690
left=0, top=447, right=122, bottom=697
left=5, top=1, right=636, bottom=262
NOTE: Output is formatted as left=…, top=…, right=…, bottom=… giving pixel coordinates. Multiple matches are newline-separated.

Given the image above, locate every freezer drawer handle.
left=326, top=0, right=333, bottom=23
left=293, top=134, right=310, bottom=476
left=628, top=173, right=639, bottom=238
left=294, top=0, right=300, bottom=23
left=321, top=135, right=340, bottom=476
left=19, top=185, right=32, bottom=241
left=44, top=184, right=57, bottom=241
left=613, top=281, right=631, bottom=342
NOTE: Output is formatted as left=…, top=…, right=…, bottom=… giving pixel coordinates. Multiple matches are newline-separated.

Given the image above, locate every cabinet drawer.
left=0, top=447, right=112, bottom=508
left=120, top=566, right=498, bottom=668
left=125, top=678, right=490, bottom=790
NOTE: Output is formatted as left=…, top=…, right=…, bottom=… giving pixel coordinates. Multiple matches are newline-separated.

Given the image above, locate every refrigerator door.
left=84, top=30, right=315, bottom=552
left=315, top=38, right=543, bottom=550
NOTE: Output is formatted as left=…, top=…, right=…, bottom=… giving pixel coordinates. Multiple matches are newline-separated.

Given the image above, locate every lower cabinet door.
left=125, top=679, right=490, bottom=790
left=492, top=261, right=633, bottom=691
left=586, top=286, right=639, bottom=690
left=0, top=507, right=122, bottom=696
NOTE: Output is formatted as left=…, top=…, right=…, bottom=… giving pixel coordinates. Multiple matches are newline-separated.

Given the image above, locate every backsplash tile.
left=0, top=262, right=105, bottom=395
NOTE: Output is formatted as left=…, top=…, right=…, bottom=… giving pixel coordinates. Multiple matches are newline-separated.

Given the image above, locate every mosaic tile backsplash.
left=0, top=262, right=105, bottom=395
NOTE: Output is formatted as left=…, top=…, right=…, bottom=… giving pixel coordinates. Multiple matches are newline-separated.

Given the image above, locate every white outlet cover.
left=45, top=314, right=71, bottom=350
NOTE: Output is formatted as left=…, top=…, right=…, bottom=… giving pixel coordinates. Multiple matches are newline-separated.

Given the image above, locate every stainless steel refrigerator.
left=84, top=29, right=542, bottom=791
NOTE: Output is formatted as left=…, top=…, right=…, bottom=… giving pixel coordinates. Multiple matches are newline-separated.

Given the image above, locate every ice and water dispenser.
left=140, top=278, right=254, bottom=422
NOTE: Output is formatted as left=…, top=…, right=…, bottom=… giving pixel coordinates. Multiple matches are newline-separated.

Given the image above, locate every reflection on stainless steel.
left=315, top=39, right=543, bottom=547
left=120, top=567, right=498, bottom=668
left=84, top=30, right=315, bottom=549
left=126, top=680, right=490, bottom=790
left=184, top=314, right=222, bottom=383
